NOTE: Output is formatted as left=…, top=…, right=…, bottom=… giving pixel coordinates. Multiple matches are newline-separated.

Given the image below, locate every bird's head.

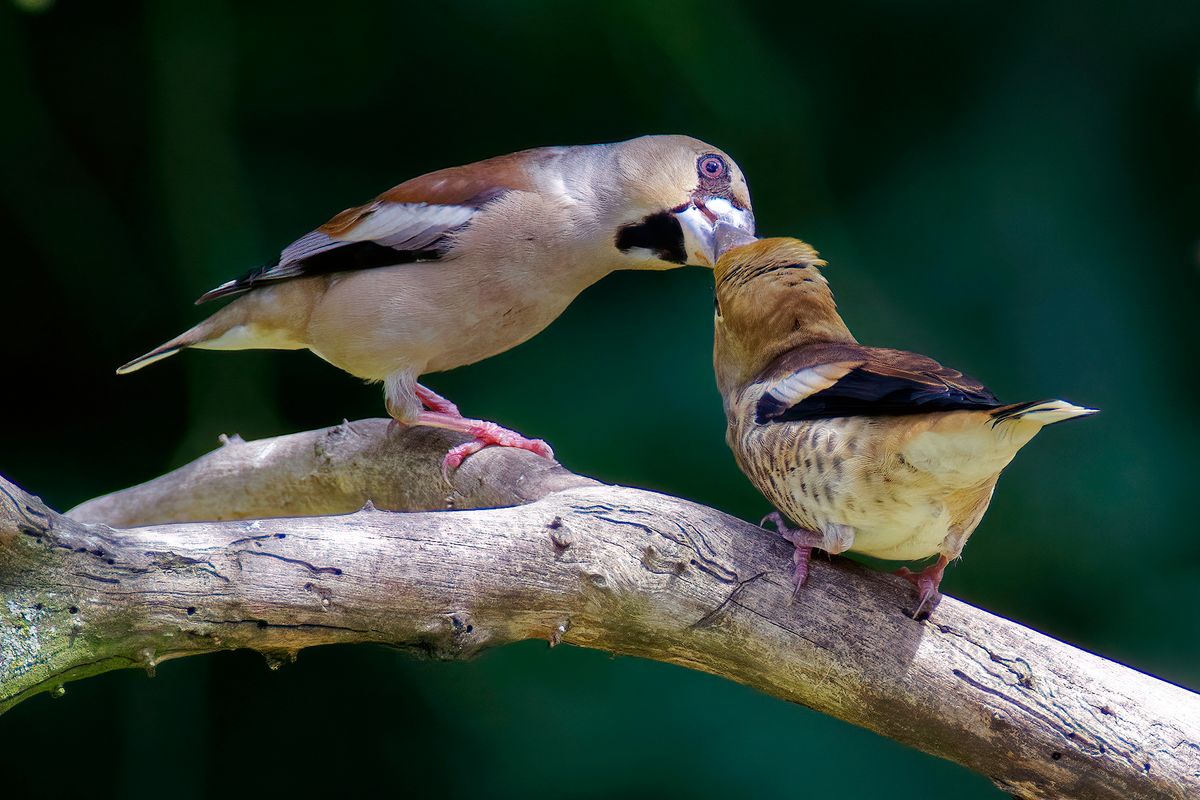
left=712, top=236, right=854, bottom=393
left=602, top=135, right=755, bottom=270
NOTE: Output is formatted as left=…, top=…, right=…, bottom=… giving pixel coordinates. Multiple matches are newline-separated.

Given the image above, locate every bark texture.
left=2, top=420, right=1197, bottom=800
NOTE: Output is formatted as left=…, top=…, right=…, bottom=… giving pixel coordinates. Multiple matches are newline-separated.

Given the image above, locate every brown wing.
left=197, top=149, right=548, bottom=304
left=756, top=342, right=1001, bottom=423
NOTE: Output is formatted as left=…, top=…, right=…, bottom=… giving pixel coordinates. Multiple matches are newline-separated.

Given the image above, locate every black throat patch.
left=615, top=211, right=686, bottom=264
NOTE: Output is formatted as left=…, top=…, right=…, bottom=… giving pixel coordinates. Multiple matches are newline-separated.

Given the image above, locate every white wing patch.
left=279, top=230, right=343, bottom=265
left=198, top=200, right=487, bottom=303
left=341, top=202, right=478, bottom=250
left=761, top=361, right=861, bottom=407
left=257, top=202, right=479, bottom=282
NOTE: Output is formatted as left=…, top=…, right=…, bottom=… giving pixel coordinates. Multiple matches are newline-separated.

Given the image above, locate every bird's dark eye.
left=698, top=154, right=726, bottom=179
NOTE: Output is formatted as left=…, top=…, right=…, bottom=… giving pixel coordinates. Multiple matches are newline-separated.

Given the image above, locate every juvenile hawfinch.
left=712, top=235, right=1095, bottom=617
left=119, top=135, right=754, bottom=471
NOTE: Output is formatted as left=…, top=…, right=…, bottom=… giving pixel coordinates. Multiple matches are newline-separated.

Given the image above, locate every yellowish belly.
left=734, top=415, right=994, bottom=564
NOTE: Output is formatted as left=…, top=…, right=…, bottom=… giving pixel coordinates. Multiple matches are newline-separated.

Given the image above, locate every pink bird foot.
left=760, top=511, right=828, bottom=596
left=415, top=383, right=460, bottom=416
left=388, top=387, right=554, bottom=477
left=441, top=420, right=554, bottom=475
left=895, top=554, right=950, bottom=620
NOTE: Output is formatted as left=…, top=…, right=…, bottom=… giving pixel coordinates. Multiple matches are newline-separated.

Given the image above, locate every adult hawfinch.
left=120, top=135, right=754, bottom=470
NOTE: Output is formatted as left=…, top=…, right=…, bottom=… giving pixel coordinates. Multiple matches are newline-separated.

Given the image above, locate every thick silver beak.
left=674, top=197, right=755, bottom=267
left=713, top=220, right=759, bottom=260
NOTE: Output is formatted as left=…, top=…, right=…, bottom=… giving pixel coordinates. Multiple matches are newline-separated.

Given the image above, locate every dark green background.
left=2, top=1, right=1197, bottom=797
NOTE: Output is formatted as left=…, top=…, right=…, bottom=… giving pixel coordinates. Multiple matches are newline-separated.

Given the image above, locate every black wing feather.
left=210, top=242, right=440, bottom=302
left=756, top=345, right=1002, bottom=423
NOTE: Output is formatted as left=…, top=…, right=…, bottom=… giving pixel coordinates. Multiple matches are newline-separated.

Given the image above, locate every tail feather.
left=116, top=303, right=246, bottom=375
left=195, top=278, right=249, bottom=305
left=116, top=287, right=306, bottom=375
left=116, top=342, right=185, bottom=375
left=903, top=398, right=1097, bottom=486
left=990, top=399, right=1098, bottom=428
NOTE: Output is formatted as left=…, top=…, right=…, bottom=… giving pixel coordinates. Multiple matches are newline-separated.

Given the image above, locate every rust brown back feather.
left=321, top=150, right=543, bottom=236
left=197, top=150, right=553, bottom=304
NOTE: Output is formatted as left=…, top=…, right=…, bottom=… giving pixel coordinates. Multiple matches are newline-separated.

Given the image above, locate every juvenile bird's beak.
left=674, top=197, right=755, bottom=267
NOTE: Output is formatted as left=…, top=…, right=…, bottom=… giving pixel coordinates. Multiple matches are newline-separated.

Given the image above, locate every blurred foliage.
left=1, top=1, right=1197, bottom=797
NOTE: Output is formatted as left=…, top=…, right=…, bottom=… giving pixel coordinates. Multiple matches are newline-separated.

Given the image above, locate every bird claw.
left=440, top=422, right=555, bottom=482
left=441, top=441, right=484, bottom=481
left=895, top=555, right=950, bottom=620
left=789, top=545, right=814, bottom=596
left=760, top=511, right=787, bottom=531
left=759, top=511, right=824, bottom=597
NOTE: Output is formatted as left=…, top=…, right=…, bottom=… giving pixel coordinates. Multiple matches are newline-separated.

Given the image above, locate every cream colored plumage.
left=120, top=135, right=754, bottom=470
left=712, top=237, right=1095, bottom=615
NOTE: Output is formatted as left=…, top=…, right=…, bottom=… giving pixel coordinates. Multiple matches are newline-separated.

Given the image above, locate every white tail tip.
left=116, top=345, right=182, bottom=375
left=991, top=400, right=1099, bottom=427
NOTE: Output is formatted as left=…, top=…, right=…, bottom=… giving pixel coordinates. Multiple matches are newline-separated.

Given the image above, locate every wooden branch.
left=3, top=421, right=1198, bottom=800
left=69, top=420, right=597, bottom=525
